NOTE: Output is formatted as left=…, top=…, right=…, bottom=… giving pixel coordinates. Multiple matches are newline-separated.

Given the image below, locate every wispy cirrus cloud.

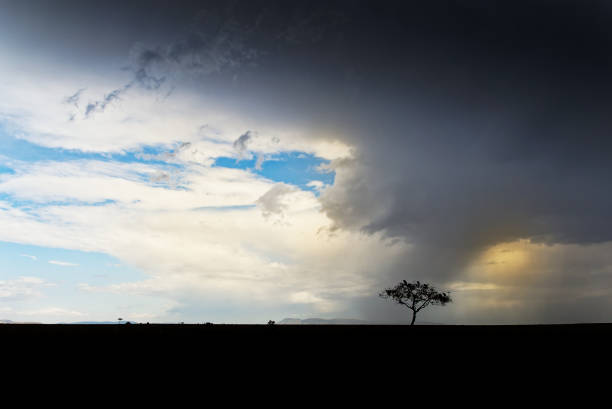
left=48, top=260, right=78, bottom=267
left=20, top=307, right=84, bottom=317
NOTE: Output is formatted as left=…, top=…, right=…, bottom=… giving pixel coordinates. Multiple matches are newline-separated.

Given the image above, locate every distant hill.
left=279, top=318, right=376, bottom=325
left=3, top=319, right=136, bottom=324
left=61, top=321, right=138, bottom=325
left=0, top=319, right=41, bottom=324
left=278, top=318, right=443, bottom=325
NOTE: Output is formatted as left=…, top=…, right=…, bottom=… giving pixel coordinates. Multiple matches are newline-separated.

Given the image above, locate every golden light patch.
left=475, top=239, right=532, bottom=277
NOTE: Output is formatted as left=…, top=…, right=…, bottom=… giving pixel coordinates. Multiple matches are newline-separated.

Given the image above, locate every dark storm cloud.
left=311, top=2, right=612, bottom=255
left=83, top=85, right=132, bottom=118
left=305, top=0, right=612, bottom=322
left=56, top=0, right=344, bottom=118
left=16, top=0, right=612, bottom=258
left=233, top=131, right=254, bottom=156
left=168, top=1, right=612, bottom=307
left=63, top=88, right=86, bottom=108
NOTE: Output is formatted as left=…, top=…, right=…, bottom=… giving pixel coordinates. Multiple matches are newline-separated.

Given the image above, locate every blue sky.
left=0, top=240, right=159, bottom=323
left=0, top=241, right=144, bottom=285
left=214, top=152, right=334, bottom=193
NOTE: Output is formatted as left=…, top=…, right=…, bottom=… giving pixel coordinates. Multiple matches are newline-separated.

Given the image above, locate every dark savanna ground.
left=4, top=324, right=609, bottom=391
left=4, top=323, right=611, bottom=361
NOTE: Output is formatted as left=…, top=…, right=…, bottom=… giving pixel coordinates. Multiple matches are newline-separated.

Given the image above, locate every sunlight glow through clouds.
left=477, top=240, right=531, bottom=276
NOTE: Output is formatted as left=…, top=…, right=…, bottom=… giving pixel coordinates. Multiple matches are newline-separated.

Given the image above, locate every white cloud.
left=19, top=307, right=84, bottom=317
left=0, top=277, right=54, bottom=300
left=0, top=158, right=278, bottom=210
left=0, top=60, right=351, bottom=161
left=0, top=54, right=389, bottom=322
left=306, top=180, right=326, bottom=192
left=0, top=171, right=408, bottom=319
left=255, top=183, right=300, bottom=221
left=48, top=260, right=78, bottom=267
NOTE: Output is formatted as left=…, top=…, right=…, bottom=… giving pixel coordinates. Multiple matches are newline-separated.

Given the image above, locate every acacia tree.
left=380, top=280, right=452, bottom=325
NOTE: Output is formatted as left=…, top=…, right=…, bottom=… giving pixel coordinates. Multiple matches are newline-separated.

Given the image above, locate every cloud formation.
left=2, top=1, right=612, bottom=323
left=48, top=260, right=78, bottom=267
left=309, top=3, right=612, bottom=287
left=233, top=130, right=254, bottom=157
left=0, top=277, right=53, bottom=301
left=256, top=183, right=298, bottom=220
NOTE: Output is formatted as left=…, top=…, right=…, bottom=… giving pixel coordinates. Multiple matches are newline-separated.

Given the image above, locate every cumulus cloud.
left=0, top=188, right=405, bottom=322
left=0, top=150, right=404, bottom=322
left=233, top=130, right=254, bottom=158
left=255, top=183, right=298, bottom=221
left=306, top=181, right=325, bottom=192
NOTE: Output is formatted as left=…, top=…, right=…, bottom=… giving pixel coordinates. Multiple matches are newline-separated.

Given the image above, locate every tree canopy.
left=380, top=280, right=452, bottom=325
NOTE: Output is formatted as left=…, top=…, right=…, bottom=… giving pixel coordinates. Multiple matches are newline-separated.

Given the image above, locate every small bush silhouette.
left=267, top=320, right=276, bottom=325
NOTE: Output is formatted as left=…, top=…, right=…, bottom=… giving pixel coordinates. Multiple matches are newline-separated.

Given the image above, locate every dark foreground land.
left=4, top=323, right=612, bottom=357
left=4, top=324, right=610, bottom=384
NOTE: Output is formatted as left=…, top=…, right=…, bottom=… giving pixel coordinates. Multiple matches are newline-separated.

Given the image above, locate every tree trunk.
left=410, top=310, right=417, bottom=325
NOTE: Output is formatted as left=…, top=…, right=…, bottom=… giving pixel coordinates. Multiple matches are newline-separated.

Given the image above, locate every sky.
left=1, top=1, right=612, bottom=324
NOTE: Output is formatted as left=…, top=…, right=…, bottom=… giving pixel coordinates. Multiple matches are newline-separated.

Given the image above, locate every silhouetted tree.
left=380, top=280, right=451, bottom=325
left=267, top=320, right=276, bottom=325
left=118, top=317, right=123, bottom=324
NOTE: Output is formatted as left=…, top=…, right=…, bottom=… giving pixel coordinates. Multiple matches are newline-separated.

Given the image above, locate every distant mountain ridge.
left=61, top=321, right=138, bottom=325
left=3, top=318, right=443, bottom=325
left=0, top=319, right=41, bottom=324
left=278, top=318, right=368, bottom=325
left=278, top=318, right=443, bottom=325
